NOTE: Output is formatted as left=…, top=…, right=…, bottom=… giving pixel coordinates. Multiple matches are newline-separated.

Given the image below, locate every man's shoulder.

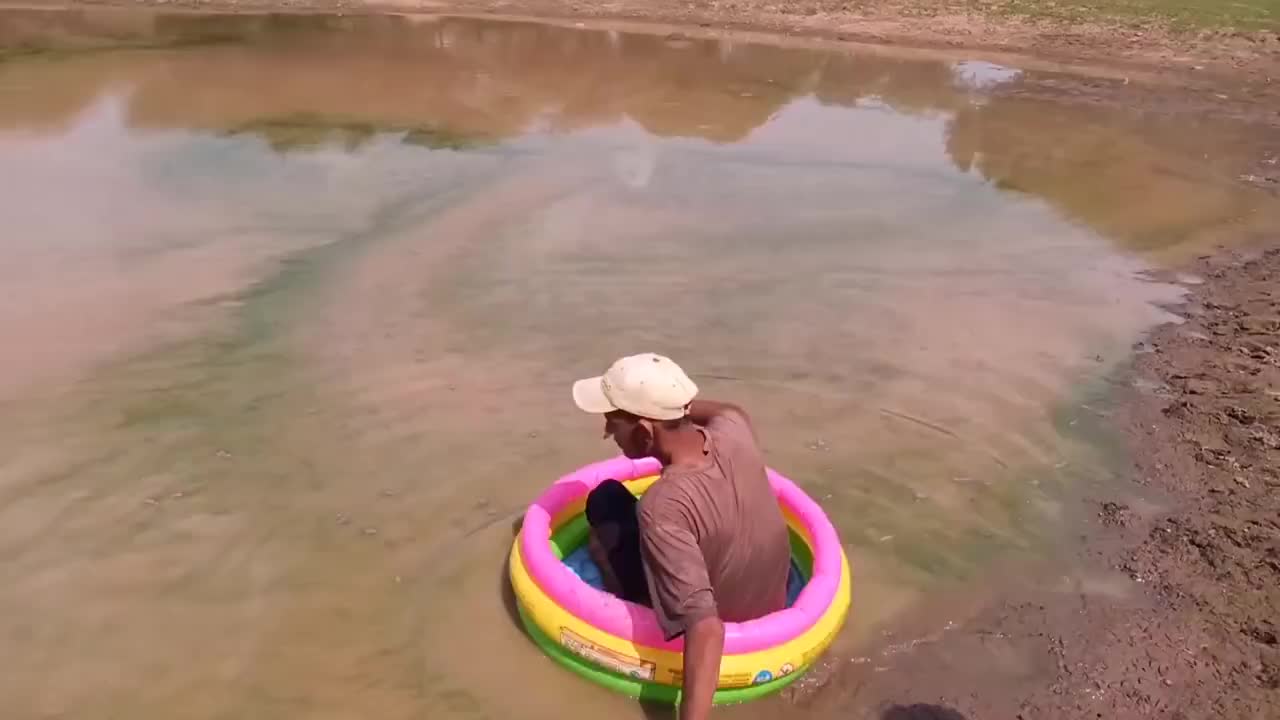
left=706, top=407, right=759, bottom=448
left=638, top=472, right=700, bottom=523
left=638, top=474, right=681, bottom=511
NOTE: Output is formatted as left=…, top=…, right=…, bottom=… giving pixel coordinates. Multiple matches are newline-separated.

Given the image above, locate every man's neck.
left=660, top=426, right=708, bottom=470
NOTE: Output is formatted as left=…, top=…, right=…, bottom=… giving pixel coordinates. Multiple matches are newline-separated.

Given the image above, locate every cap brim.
left=572, top=377, right=616, bottom=414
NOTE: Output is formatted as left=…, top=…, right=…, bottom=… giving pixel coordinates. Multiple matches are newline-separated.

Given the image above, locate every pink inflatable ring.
left=509, top=455, right=852, bottom=702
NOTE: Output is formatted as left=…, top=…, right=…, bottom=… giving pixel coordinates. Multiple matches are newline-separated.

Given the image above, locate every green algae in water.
left=223, top=113, right=497, bottom=154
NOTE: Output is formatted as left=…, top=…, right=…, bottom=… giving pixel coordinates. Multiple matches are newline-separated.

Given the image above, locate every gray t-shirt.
left=637, top=411, right=791, bottom=640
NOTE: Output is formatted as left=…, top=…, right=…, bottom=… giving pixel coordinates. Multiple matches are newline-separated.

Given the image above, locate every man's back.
left=637, top=410, right=790, bottom=639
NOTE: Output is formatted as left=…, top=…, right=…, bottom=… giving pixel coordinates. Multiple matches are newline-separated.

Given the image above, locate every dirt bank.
left=30, top=0, right=1280, bottom=86
left=796, top=247, right=1280, bottom=719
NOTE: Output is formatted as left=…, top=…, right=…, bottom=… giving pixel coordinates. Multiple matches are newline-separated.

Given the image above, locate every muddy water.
left=2, top=8, right=1277, bottom=720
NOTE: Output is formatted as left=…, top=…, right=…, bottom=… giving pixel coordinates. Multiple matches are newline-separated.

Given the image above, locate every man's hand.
left=587, top=532, right=625, bottom=597
left=679, top=615, right=725, bottom=720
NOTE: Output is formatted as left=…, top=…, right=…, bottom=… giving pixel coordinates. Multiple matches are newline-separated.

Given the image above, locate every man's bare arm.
left=678, top=615, right=725, bottom=720
left=685, top=399, right=749, bottom=426
left=587, top=534, right=625, bottom=597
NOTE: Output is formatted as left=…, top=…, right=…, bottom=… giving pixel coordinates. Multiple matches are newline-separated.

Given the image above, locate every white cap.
left=572, top=353, right=699, bottom=421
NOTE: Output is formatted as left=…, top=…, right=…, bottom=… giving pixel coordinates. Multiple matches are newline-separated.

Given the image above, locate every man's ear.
left=633, top=418, right=655, bottom=452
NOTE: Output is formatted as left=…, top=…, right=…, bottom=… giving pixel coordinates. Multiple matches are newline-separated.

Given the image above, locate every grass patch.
left=982, top=0, right=1280, bottom=30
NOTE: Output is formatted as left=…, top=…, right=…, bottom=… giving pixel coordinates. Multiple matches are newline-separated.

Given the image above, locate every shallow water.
left=1, top=8, right=1276, bottom=720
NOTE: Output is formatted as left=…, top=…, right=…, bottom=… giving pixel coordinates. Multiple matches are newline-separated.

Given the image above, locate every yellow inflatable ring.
left=509, top=456, right=851, bottom=701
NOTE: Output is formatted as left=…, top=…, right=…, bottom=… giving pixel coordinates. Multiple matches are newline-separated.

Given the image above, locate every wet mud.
left=809, top=248, right=1280, bottom=719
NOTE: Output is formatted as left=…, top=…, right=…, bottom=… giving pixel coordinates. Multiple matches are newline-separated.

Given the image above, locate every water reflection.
left=2, top=10, right=1273, bottom=257
left=0, top=9, right=1274, bottom=720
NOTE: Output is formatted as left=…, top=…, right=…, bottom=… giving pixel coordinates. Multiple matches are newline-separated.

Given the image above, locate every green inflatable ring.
left=515, top=514, right=813, bottom=705
left=516, top=605, right=807, bottom=704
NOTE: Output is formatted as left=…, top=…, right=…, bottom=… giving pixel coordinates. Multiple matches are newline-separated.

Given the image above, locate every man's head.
left=573, top=353, right=698, bottom=459
left=585, top=478, right=639, bottom=547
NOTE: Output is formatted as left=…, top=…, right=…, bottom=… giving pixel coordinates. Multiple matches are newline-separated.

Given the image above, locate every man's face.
left=602, top=411, right=652, bottom=459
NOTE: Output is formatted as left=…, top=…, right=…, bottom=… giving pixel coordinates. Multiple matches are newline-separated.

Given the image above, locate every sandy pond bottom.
left=0, top=8, right=1277, bottom=720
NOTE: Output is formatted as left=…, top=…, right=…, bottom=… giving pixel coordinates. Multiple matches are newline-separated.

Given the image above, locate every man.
left=572, top=353, right=790, bottom=720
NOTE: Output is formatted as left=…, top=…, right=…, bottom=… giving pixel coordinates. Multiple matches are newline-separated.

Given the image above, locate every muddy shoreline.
left=22, top=0, right=1280, bottom=86
left=809, top=247, right=1280, bottom=719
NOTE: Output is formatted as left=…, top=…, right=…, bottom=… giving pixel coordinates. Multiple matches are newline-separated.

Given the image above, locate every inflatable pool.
left=509, top=455, right=851, bottom=704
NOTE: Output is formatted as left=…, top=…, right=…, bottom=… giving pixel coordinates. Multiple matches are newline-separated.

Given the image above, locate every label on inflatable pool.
left=560, top=627, right=657, bottom=681
left=668, top=669, right=757, bottom=688
left=800, top=622, right=843, bottom=667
